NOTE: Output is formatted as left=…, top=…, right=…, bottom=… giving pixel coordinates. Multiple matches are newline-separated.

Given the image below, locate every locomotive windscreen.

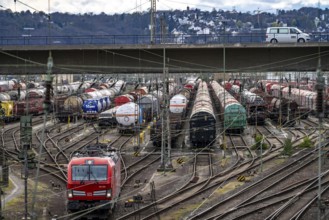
left=72, top=165, right=108, bottom=181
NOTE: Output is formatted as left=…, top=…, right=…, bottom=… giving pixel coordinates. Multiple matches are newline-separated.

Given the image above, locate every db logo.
left=87, top=192, right=92, bottom=196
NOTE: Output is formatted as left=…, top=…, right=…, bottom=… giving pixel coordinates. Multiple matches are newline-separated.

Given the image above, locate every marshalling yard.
left=0, top=71, right=328, bottom=220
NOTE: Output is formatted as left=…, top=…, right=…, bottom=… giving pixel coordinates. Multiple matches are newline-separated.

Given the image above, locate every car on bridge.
left=266, top=27, right=310, bottom=43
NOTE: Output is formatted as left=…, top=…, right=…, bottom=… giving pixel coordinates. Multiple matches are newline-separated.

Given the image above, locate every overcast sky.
left=1, top=0, right=328, bottom=15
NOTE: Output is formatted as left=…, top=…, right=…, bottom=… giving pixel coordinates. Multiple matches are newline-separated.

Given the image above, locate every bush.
left=251, top=134, right=268, bottom=150
left=282, top=138, right=293, bottom=156
left=299, top=136, right=313, bottom=148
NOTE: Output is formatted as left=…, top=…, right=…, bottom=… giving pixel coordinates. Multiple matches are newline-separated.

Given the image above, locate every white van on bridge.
left=266, top=27, right=310, bottom=43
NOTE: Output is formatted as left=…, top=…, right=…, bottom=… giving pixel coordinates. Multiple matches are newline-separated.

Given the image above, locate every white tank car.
left=27, top=88, right=46, bottom=98
left=109, top=87, right=119, bottom=98
left=80, top=90, right=102, bottom=100
left=98, top=89, right=112, bottom=97
left=152, top=90, right=163, bottom=103
left=0, top=80, right=16, bottom=91
left=113, top=80, right=125, bottom=92
left=116, top=102, right=141, bottom=127
left=170, top=94, right=187, bottom=114
left=7, top=90, right=26, bottom=101
left=0, top=93, right=11, bottom=101
left=55, top=85, right=71, bottom=94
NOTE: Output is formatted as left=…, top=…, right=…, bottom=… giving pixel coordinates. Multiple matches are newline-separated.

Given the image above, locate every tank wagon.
left=269, top=84, right=313, bottom=119
left=151, top=87, right=192, bottom=147
left=169, top=88, right=191, bottom=146
left=15, top=87, right=48, bottom=116
left=115, top=102, right=144, bottom=133
left=114, top=94, right=135, bottom=107
left=67, top=144, right=120, bottom=219
left=0, top=93, right=11, bottom=102
left=228, top=84, right=241, bottom=98
left=0, top=79, right=25, bottom=92
left=55, top=95, right=84, bottom=122
left=7, top=90, right=26, bottom=101
left=55, top=80, right=124, bottom=122
left=190, top=81, right=216, bottom=147
left=98, top=106, right=120, bottom=128
left=54, top=81, right=90, bottom=122
left=0, top=84, right=48, bottom=121
left=268, top=97, right=298, bottom=127
left=151, top=90, right=163, bottom=105
left=210, top=80, right=246, bottom=134
left=241, top=90, right=267, bottom=125
left=114, top=85, right=148, bottom=107
left=281, top=87, right=313, bottom=119
left=139, top=94, right=159, bottom=122
left=128, top=86, right=148, bottom=101
left=82, top=90, right=109, bottom=119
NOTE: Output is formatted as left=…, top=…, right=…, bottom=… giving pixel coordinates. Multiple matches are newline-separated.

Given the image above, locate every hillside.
left=0, top=7, right=328, bottom=37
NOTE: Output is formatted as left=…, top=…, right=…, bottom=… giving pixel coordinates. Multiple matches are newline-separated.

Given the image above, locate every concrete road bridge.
left=1, top=43, right=329, bottom=74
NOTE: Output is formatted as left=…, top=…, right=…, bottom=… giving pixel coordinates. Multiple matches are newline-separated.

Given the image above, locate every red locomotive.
left=67, top=144, right=121, bottom=219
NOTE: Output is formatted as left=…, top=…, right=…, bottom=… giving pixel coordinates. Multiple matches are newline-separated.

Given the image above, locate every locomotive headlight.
left=68, top=190, right=73, bottom=198
left=106, top=189, right=112, bottom=198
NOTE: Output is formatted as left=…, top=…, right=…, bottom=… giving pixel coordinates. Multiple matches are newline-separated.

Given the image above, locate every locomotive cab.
left=67, top=146, right=121, bottom=217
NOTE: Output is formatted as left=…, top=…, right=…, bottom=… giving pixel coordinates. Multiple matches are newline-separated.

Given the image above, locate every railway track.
left=116, top=146, right=243, bottom=220
left=182, top=124, right=328, bottom=219
left=118, top=124, right=312, bottom=219
left=36, top=124, right=97, bottom=179
left=186, top=138, right=329, bottom=220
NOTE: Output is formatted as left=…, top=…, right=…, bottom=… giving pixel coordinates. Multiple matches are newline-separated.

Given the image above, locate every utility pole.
left=316, top=51, right=325, bottom=220
left=31, top=51, right=53, bottom=219
left=18, top=116, right=33, bottom=220
left=222, top=47, right=227, bottom=153
left=150, top=0, right=156, bottom=44
left=287, top=74, right=291, bottom=126
left=158, top=48, right=173, bottom=171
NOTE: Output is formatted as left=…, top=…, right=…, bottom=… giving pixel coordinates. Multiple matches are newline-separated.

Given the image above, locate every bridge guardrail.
left=0, top=33, right=327, bottom=46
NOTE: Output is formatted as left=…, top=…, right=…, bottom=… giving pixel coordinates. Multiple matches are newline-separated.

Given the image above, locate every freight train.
left=115, top=85, right=170, bottom=133
left=0, top=86, right=49, bottom=122
left=190, top=81, right=216, bottom=147
left=210, top=80, right=247, bottom=134
left=251, top=84, right=300, bottom=126
left=115, top=95, right=160, bottom=133
left=54, top=81, right=91, bottom=122
left=269, top=84, right=312, bottom=119
left=225, top=84, right=267, bottom=125
left=67, top=144, right=120, bottom=219
left=82, top=80, right=125, bottom=119
left=116, top=102, right=144, bottom=133
left=240, top=90, right=267, bottom=125
left=149, top=78, right=198, bottom=147
left=98, top=106, right=120, bottom=128
left=151, top=87, right=193, bottom=147
left=268, top=97, right=298, bottom=127
left=0, top=79, right=26, bottom=92
left=54, top=80, right=125, bottom=122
